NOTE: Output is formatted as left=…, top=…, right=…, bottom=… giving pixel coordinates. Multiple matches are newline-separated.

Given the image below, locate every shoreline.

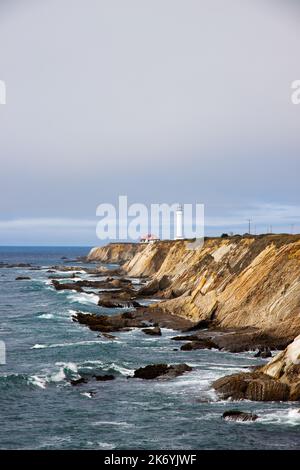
left=79, top=235, right=300, bottom=402
left=2, top=244, right=300, bottom=449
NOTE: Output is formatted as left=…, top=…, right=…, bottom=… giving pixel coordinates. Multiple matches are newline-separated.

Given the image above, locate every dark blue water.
left=0, top=247, right=300, bottom=450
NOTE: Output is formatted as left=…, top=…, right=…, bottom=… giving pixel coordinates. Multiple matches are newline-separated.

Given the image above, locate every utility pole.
left=247, top=219, right=251, bottom=235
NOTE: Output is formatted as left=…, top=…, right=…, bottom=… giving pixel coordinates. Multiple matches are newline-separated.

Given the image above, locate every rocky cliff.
left=87, top=243, right=143, bottom=264
left=87, top=234, right=300, bottom=340
left=213, top=333, right=300, bottom=401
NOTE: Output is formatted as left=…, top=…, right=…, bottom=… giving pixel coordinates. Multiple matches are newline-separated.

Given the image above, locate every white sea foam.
left=67, top=292, right=99, bottom=305
left=68, top=309, right=77, bottom=315
left=106, top=363, right=134, bottom=376
left=41, top=268, right=86, bottom=275
left=50, top=340, right=104, bottom=348
left=37, top=313, right=54, bottom=319
left=80, top=392, right=94, bottom=399
left=97, top=442, right=116, bottom=449
left=75, top=359, right=134, bottom=376
left=31, top=340, right=104, bottom=350
left=50, top=368, right=67, bottom=382
left=55, top=362, right=78, bottom=373
left=259, top=408, right=300, bottom=426
left=79, top=360, right=104, bottom=367
left=50, top=362, right=80, bottom=383
left=27, top=362, right=80, bottom=388
left=198, top=361, right=253, bottom=368
left=28, top=375, right=47, bottom=389
left=92, top=421, right=133, bottom=427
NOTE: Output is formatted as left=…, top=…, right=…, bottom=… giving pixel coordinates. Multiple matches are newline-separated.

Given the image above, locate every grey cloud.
left=0, top=0, right=299, bottom=243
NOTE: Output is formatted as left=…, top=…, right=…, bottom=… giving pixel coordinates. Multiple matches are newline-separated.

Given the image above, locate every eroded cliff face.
left=87, top=243, right=143, bottom=264
left=87, top=235, right=300, bottom=339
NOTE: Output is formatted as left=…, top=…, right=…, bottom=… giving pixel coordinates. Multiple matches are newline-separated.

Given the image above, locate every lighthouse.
left=175, top=204, right=184, bottom=240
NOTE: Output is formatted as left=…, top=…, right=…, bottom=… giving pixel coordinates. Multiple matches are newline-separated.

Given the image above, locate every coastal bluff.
left=87, top=235, right=300, bottom=341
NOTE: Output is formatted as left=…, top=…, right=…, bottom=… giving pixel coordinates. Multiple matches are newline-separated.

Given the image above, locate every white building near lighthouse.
left=175, top=204, right=184, bottom=239
left=140, top=233, right=160, bottom=244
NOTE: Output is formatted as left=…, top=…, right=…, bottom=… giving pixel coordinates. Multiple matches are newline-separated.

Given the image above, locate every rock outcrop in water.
left=172, top=328, right=290, bottom=353
left=133, top=363, right=192, bottom=380
left=141, top=327, right=162, bottom=336
left=222, top=410, right=258, bottom=422
left=73, top=308, right=193, bottom=332
left=213, top=334, right=300, bottom=401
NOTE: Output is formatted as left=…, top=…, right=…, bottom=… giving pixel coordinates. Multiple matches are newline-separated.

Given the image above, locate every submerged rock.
left=49, top=273, right=79, bottom=280
left=171, top=334, right=200, bottom=341
left=101, top=333, right=117, bottom=340
left=52, top=280, right=83, bottom=292
left=2, top=263, right=32, bottom=268
left=15, top=276, right=31, bottom=280
left=141, top=327, right=162, bottom=336
left=181, top=338, right=217, bottom=351
left=70, top=378, right=88, bottom=386
left=94, top=374, right=115, bottom=381
left=50, top=265, right=87, bottom=272
left=133, top=363, right=192, bottom=380
left=222, top=410, right=258, bottom=422
left=98, top=296, right=142, bottom=309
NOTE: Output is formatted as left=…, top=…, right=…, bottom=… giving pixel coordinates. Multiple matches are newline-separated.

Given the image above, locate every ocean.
left=0, top=246, right=300, bottom=450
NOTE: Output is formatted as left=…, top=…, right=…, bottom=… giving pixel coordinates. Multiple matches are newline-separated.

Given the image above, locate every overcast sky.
left=0, top=0, right=300, bottom=245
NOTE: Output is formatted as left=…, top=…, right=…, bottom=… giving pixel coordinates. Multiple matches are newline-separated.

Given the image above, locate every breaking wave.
left=259, top=408, right=300, bottom=426
left=37, top=313, right=54, bottom=320
left=31, top=340, right=105, bottom=349
left=67, top=292, right=99, bottom=305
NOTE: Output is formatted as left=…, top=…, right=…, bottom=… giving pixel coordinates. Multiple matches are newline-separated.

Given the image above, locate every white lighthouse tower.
left=175, top=204, right=184, bottom=240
